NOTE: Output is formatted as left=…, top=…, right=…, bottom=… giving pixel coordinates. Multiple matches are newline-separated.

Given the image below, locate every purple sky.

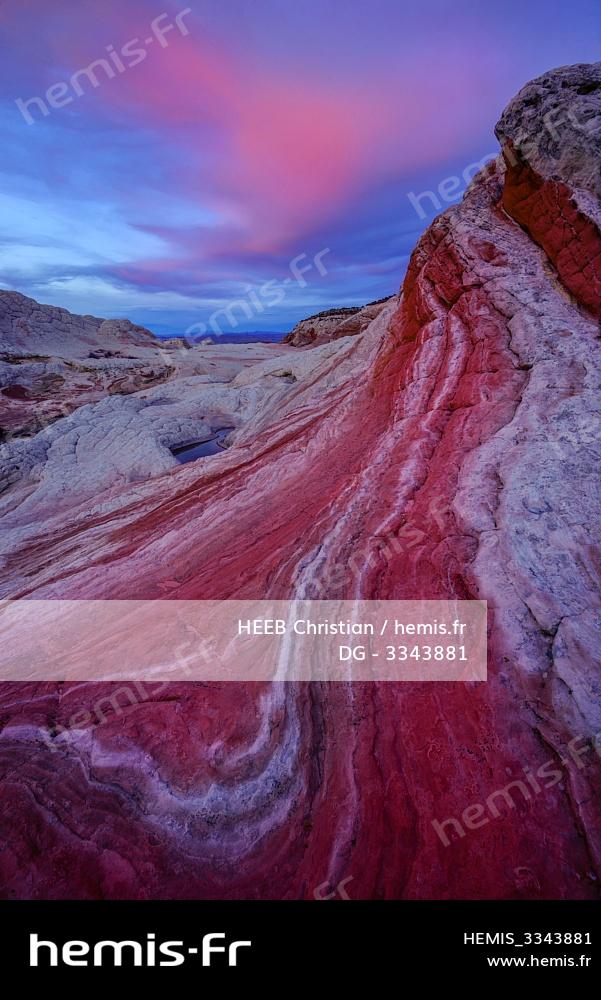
left=1, top=0, right=599, bottom=336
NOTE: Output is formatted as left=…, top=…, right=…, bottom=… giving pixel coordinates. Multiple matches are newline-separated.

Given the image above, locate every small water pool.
left=172, top=428, right=233, bottom=464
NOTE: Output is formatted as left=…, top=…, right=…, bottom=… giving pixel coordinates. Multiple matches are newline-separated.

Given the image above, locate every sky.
left=0, top=0, right=599, bottom=336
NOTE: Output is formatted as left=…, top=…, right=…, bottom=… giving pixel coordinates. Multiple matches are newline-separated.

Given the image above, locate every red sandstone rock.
left=495, top=63, right=601, bottom=316
left=0, top=64, right=600, bottom=901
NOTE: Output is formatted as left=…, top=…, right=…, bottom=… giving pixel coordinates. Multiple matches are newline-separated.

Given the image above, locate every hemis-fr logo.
left=29, top=932, right=252, bottom=967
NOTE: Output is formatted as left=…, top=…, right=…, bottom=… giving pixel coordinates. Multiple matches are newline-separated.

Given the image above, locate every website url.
left=486, top=954, right=592, bottom=968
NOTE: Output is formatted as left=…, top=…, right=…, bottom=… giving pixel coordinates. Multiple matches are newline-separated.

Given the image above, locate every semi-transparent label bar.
left=0, top=600, right=487, bottom=681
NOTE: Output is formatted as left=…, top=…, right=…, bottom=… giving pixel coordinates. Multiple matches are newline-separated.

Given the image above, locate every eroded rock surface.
left=496, top=62, right=601, bottom=315
left=0, top=291, right=290, bottom=439
left=0, top=64, right=600, bottom=901
left=284, top=297, right=391, bottom=346
left=0, top=292, right=169, bottom=439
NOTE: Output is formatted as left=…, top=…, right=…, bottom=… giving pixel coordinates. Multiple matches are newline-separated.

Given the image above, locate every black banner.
left=1, top=900, right=598, bottom=982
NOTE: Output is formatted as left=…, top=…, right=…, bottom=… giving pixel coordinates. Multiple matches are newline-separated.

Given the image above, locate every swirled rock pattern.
left=0, top=64, right=600, bottom=900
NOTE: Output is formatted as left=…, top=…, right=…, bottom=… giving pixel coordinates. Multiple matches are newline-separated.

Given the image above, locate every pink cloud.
left=15, top=4, right=504, bottom=258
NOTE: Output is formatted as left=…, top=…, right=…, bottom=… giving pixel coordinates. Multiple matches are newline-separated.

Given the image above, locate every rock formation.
left=283, top=297, right=391, bottom=346
left=0, top=63, right=600, bottom=900
left=495, top=62, right=601, bottom=316
left=0, top=291, right=173, bottom=439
